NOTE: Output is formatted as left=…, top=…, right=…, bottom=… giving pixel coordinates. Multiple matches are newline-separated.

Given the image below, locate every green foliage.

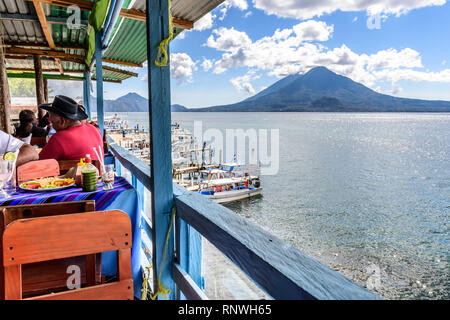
left=8, top=78, right=36, bottom=97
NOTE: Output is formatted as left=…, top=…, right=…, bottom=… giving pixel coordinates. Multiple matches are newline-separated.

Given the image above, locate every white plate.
left=19, top=182, right=76, bottom=192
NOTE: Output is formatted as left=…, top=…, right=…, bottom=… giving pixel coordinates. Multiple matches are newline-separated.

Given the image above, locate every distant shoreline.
left=106, top=110, right=450, bottom=113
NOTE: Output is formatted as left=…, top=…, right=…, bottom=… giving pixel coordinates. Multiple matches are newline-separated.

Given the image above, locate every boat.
left=178, top=163, right=262, bottom=204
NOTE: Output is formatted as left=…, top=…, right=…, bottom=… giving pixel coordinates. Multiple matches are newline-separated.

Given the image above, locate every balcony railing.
left=107, top=136, right=380, bottom=300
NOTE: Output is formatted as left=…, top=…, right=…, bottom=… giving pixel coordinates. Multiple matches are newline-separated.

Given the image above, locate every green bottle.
left=82, top=154, right=97, bottom=192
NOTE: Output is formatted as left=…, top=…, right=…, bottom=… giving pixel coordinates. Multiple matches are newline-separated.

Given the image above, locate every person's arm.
left=16, top=143, right=39, bottom=167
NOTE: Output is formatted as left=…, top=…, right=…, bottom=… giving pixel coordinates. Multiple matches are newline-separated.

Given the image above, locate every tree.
left=8, top=78, right=36, bottom=97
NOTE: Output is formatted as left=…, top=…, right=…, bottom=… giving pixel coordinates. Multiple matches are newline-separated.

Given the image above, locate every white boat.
left=194, top=177, right=262, bottom=204
left=183, top=164, right=262, bottom=203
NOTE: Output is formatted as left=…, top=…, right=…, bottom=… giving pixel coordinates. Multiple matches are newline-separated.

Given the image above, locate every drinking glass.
left=0, top=159, right=14, bottom=199
left=102, top=164, right=115, bottom=190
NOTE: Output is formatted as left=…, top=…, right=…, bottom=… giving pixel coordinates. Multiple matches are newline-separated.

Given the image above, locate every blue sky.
left=60, top=0, right=450, bottom=108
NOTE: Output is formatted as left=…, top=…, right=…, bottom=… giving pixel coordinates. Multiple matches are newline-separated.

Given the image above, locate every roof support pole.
left=95, top=32, right=104, bottom=136
left=0, top=53, right=12, bottom=133
left=83, top=71, right=92, bottom=119
left=44, top=78, right=48, bottom=102
left=146, top=0, right=175, bottom=300
left=33, top=55, right=46, bottom=121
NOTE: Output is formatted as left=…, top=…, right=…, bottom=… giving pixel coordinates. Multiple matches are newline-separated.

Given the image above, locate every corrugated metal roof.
left=102, top=18, right=146, bottom=65
left=0, top=0, right=46, bottom=44
left=103, top=0, right=225, bottom=65
left=1, top=0, right=225, bottom=80
left=92, top=64, right=136, bottom=82
left=171, top=0, right=225, bottom=22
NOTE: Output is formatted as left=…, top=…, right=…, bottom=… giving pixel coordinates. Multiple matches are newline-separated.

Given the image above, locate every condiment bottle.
left=81, top=154, right=97, bottom=192
left=75, top=158, right=85, bottom=187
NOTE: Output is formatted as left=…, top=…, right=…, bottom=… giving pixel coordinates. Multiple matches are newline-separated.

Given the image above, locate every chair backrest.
left=58, top=159, right=102, bottom=175
left=0, top=201, right=97, bottom=299
left=2, top=209, right=133, bottom=300
left=16, top=159, right=60, bottom=184
left=30, top=137, right=46, bottom=148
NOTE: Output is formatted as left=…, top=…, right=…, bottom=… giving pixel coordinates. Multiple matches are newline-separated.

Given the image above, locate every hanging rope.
left=141, top=203, right=176, bottom=300
left=154, top=0, right=173, bottom=67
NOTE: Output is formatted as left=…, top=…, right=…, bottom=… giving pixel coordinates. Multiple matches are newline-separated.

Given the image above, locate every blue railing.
left=107, top=136, right=380, bottom=300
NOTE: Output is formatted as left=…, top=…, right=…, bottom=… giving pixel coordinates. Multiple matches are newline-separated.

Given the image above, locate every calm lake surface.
left=114, top=112, right=450, bottom=300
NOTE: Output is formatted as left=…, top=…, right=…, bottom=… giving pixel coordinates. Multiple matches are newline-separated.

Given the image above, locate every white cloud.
left=218, top=0, right=249, bottom=21
left=252, top=0, right=447, bottom=20
left=203, top=20, right=450, bottom=93
left=194, top=12, right=215, bottom=31
left=170, top=53, right=197, bottom=84
left=227, top=0, right=248, bottom=10
left=201, top=58, right=213, bottom=71
left=293, top=20, right=334, bottom=42
left=230, top=71, right=260, bottom=94
left=244, top=11, right=253, bottom=18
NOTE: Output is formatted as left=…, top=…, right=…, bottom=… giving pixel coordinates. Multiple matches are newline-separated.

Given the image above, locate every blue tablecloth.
left=0, top=176, right=142, bottom=298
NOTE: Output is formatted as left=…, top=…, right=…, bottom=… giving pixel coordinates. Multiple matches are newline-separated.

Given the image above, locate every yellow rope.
left=154, top=0, right=173, bottom=67
left=141, top=265, right=152, bottom=300
left=141, top=204, right=176, bottom=300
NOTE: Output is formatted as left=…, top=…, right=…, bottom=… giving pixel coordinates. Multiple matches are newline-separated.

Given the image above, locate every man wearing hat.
left=38, top=95, right=104, bottom=161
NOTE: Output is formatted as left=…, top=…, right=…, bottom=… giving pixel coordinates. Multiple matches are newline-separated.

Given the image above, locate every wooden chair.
left=0, top=201, right=99, bottom=299
left=58, top=159, right=102, bottom=175
left=30, top=137, right=47, bottom=148
left=16, top=159, right=60, bottom=184
left=1, top=208, right=133, bottom=300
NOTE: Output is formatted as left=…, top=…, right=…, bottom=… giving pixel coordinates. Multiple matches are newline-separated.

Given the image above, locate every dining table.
left=0, top=176, right=142, bottom=298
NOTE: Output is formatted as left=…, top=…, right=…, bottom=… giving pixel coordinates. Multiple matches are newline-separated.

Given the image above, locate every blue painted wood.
left=173, top=184, right=380, bottom=300
left=146, top=0, right=175, bottom=300
left=114, top=157, right=122, bottom=176
left=173, top=263, right=209, bottom=300
left=187, top=227, right=203, bottom=290
left=95, top=31, right=104, bottom=136
left=83, top=71, right=92, bottom=119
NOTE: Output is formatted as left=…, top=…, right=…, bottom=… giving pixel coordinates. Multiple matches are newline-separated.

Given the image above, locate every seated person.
left=1, top=129, right=39, bottom=167
left=14, top=109, right=48, bottom=141
left=38, top=111, right=53, bottom=135
left=38, top=95, right=104, bottom=161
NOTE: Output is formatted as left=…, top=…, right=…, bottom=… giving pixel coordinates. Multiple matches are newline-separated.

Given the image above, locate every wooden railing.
left=107, top=136, right=380, bottom=300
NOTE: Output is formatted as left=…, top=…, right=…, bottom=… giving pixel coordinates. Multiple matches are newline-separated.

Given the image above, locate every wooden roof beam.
left=119, top=8, right=193, bottom=29
left=32, top=0, right=65, bottom=74
left=7, top=68, right=84, bottom=74
left=3, top=42, right=87, bottom=51
left=101, top=58, right=142, bottom=68
left=6, top=47, right=85, bottom=63
left=96, top=65, right=138, bottom=77
left=6, top=47, right=142, bottom=67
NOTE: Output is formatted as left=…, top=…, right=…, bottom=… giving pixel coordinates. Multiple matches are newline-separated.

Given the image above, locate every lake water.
left=112, top=112, right=449, bottom=300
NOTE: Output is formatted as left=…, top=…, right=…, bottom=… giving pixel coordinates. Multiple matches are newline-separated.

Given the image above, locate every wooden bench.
left=1, top=206, right=132, bottom=300
left=0, top=201, right=99, bottom=299
left=16, top=159, right=60, bottom=184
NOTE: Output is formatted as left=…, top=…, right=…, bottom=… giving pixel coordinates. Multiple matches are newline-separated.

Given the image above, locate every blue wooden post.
left=95, top=31, right=104, bottom=136
left=146, top=0, right=175, bottom=300
left=83, top=71, right=92, bottom=119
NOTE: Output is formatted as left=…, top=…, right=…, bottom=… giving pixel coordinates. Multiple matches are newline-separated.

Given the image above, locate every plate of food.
left=19, top=177, right=76, bottom=192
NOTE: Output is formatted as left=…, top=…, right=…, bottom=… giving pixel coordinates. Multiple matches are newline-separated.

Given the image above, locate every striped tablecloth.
left=0, top=176, right=133, bottom=210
